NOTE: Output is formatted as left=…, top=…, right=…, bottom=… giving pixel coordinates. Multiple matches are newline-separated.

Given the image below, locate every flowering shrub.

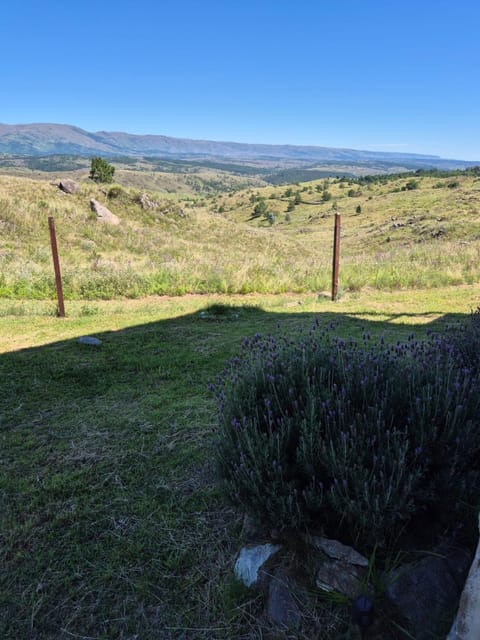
left=211, top=313, right=480, bottom=549
left=447, top=307, right=480, bottom=371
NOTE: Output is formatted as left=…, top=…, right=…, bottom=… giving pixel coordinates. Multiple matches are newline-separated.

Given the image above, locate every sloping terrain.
left=1, top=169, right=480, bottom=299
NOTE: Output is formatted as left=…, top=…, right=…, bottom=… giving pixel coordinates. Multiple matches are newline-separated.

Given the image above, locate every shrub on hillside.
left=211, top=316, right=480, bottom=550
left=107, top=185, right=125, bottom=199
left=265, top=211, right=275, bottom=225
left=252, top=199, right=268, bottom=218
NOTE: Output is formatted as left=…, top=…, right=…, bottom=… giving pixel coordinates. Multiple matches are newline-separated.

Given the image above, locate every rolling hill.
left=0, top=168, right=479, bottom=300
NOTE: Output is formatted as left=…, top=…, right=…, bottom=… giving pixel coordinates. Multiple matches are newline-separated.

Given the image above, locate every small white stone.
left=77, top=336, right=102, bottom=346
left=234, top=544, right=281, bottom=587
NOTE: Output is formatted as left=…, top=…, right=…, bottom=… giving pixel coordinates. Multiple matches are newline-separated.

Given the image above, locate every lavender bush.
left=211, top=311, right=480, bottom=550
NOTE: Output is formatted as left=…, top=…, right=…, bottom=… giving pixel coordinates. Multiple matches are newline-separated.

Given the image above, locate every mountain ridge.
left=0, top=122, right=477, bottom=170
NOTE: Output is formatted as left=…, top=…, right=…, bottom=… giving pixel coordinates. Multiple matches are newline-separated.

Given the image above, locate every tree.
left=253, top=199, right=268, bottom=218
left=90, top=157, right=115, bottom=183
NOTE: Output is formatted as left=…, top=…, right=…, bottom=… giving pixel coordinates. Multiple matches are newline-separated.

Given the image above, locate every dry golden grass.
left=1, top=171, right=480, bottom=299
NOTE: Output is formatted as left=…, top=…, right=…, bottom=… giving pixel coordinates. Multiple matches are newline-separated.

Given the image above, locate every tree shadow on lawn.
left=0, top=304, right=473, bottom=640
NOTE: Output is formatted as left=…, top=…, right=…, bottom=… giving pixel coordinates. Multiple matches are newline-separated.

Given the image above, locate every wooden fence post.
left=331, top=213, right=341, bottom=301
left=48, top=216, right=66, bottom=317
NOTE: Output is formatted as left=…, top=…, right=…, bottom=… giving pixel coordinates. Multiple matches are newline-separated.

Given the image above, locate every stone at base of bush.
left=316, top=559, right=368, bottom=600
left=385, top=547, right=472, bottom=640
left=266, top=566, right=302, bottom=628
left=234, top=544, right=281, bottom=588
left=448, top=514, right=480, bottom=639
left=305, top=534, right=369, bottom=567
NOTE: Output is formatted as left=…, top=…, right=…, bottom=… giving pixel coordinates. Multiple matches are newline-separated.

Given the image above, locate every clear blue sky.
left=1, top=0, right=479, bottom=160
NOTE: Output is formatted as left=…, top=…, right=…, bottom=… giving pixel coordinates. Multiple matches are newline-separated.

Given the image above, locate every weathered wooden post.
left=331, top=213, right=341, bottom=301
left=48, top=216, right=65, bottom=317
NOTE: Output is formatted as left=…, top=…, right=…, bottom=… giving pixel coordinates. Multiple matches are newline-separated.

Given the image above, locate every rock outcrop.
left=90, top=199, right=120, bottom=225
left=58, top=179, right=80, bottom=194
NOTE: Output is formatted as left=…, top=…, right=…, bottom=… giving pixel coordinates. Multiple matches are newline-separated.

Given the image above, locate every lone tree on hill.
left=252, top=199, right=268, bottom=218
left=90, top=157, right=115, bottom=183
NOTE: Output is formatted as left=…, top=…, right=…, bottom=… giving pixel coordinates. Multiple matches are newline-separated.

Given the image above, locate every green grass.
left=1, top=288, right=478, bottom=639
left=1, top=171, right=480, bottom=300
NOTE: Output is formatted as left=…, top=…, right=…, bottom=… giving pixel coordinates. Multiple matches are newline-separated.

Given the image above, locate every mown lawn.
left=1, top=287, right=478, bottom=639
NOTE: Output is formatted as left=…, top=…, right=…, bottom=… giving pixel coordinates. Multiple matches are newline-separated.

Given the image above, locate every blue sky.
left=1, top=0, right=479, bottom=159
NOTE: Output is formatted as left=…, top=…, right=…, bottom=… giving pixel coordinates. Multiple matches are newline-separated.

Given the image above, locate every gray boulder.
left=58, top=179, right=80, bottom=194
left=90, top=199, right=120, bottom=225
left=316, top=559, right=367, bottom=599
left=448, top=514, right=480, bottom=639
left=266, top=567, right=301, bottom=628
left=307, top=535, right=369, bottom=567
left=386, top=548, right=472, bottom=640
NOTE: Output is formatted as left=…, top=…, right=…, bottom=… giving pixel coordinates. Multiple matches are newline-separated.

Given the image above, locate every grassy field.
left=1, top=170, right=480, bottom=300
left=1, top=161, right=480, bottom=637
left=1, top=287, right=479, bottom=639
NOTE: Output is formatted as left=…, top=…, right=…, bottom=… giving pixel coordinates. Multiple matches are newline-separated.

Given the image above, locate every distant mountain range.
left=0, top=123, right=477, bottom=170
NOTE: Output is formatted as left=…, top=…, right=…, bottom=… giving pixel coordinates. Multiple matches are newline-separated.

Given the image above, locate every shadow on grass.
left=0, top=303, right=473, bottom=640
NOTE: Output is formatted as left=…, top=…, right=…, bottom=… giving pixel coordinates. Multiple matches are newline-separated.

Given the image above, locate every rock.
left=139, top=193, right=157, bottom=210
left=234, top=543, right=281, bottom=588
left=443, top=547, right=474, bottom=589
left=266, top=567, right=301, bottom=628
left=90, top=199, right=120, bottom=225
left=386, top=549, right=471, bottom=640
left=316, top=559, right=367, bottom=599
left=58, top=179, right=79, bottom=194
left=307, top=535, right=369, bottom=567
left=77, top=336, right=102, bottom=346
left=448, top=515, right=480, bottom=639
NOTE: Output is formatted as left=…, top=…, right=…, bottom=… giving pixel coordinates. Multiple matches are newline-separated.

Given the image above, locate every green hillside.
left=1, top=169, right=480, bottom=300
